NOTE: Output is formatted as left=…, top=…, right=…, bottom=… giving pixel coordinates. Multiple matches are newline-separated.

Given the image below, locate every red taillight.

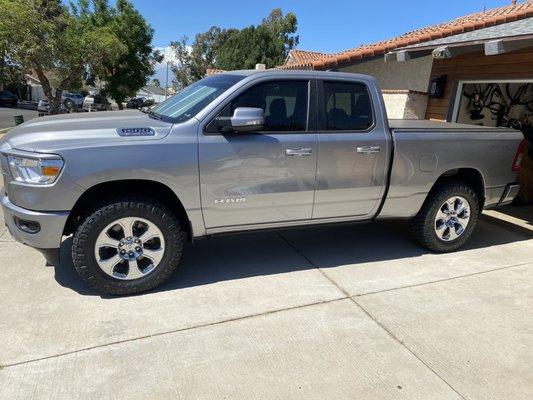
left=512, top=139, right=527, bottom=172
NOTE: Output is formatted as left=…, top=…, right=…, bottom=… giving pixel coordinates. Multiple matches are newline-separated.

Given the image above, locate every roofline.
left=140, top=86, right=166, bottom=95
left=395, top=32, right=533, bottom=52
left=278, top=4, right=533, bottom=70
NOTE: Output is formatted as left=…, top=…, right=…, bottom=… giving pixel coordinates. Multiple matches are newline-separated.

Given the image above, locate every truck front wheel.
left=72, top=198, right=185, bottom=295
left=410, top=180, right=479, bottom=252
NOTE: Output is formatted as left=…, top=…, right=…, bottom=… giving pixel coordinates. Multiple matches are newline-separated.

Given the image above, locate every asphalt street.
left=0, top=106, right=39, bottom=129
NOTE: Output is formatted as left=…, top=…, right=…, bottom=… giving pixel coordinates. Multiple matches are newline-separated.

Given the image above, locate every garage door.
left=452, top=80, right=533, bottom=203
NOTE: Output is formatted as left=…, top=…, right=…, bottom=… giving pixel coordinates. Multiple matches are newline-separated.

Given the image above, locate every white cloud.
left=155, top=46, right=180, bottom=66
left=151, top=45, right=192, bottom=86
left=151, top=46, right=178, bottom=86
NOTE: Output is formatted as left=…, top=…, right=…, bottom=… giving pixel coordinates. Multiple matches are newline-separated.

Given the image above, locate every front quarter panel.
left=4, top=119, right=203, bottom=236
left=65, top=120, right=203, bottom=235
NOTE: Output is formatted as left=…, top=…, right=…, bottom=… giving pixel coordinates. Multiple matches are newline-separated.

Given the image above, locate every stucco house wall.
left=137, top=89, right=166, bottom=104
left=337, top=56, right=432, bottom=120
left=382, top=91, right=428, bottom=119
left=339, top=55, right=433, bottom=93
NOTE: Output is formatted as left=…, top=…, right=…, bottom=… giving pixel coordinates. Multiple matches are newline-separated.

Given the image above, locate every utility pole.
left=165, top=61, right=169, bottom=100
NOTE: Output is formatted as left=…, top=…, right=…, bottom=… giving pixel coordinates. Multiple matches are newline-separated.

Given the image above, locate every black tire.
left=410, top=180, right=480, bottom=252
left=64, top=99, right=76, bottom=112
left=72, top=197, right=185, bottom=295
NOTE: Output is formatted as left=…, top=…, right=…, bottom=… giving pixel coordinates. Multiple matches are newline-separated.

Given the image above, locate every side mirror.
left=216, top=107, right=264, bottom=133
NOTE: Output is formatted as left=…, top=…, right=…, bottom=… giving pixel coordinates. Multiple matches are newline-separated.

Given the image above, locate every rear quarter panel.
left=379, top=126, right=522, bottom=218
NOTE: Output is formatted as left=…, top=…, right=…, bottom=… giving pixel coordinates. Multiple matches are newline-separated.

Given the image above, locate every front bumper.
left=1, top=194, right=69, bottom=250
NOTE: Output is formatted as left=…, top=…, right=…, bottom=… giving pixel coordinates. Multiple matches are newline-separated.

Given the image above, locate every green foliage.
left=151, top=78, right=161, bottom=87
left=0, top=0, right=125, bottom=113
left=171, top=8, right=298, bottom=89
left=0, top=46, right=24, bottom=95
left=83, top=0, right=162, bottom=108
left=217, top=9, right=299, bottom=70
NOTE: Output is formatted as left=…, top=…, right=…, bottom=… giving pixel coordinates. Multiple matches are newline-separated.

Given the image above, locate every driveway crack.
left=277, top=232, right=469, bottom=400
left=0, top=297, right=346, bottom=369
left=351, top=297, right=468, bottom=400
left=277, top=232, right=350, bottom=297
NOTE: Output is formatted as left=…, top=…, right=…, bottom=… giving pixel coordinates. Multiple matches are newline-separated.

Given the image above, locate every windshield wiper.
left=141, top=107, right=163, bottom=120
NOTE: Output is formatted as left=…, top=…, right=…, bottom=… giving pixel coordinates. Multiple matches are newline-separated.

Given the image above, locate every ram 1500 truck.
left=0, top=70, right=525, bottom=295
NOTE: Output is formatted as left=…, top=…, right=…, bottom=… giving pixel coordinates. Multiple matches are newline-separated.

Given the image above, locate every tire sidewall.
left=424, top=184, right=479, bottom=251
left=73, top=200, right=183, bottom=294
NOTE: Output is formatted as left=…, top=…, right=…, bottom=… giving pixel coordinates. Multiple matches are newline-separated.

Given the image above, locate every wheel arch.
left=63, top=179, right=193, bottom=241
left=429, top=168, right=486, bottom=210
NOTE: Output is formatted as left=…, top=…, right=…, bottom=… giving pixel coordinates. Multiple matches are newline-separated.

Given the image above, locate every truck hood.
left=0, top=110, right=173, bottom=153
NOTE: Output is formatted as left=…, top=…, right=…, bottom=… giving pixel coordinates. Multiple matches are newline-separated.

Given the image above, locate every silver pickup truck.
left=0, top=70, right=524, bottom=295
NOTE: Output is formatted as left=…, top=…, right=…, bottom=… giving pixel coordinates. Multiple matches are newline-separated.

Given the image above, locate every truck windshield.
left=151, top=74, right=245, bottom=122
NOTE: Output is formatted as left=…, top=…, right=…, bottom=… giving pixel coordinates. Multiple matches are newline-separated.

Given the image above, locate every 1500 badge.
left=214, top=197, right=246, bottom=204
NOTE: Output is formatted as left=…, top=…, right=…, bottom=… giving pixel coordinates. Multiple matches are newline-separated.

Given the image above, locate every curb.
left=17, top=102, right=38, bottom=111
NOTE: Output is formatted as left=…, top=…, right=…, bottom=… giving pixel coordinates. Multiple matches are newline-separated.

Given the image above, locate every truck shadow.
left=51, top=216, right=531, bottom=297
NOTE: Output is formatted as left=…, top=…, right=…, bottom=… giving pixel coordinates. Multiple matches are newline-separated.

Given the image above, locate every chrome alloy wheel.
left=94, top=217, right=165, bottom=280
left=434, top=196, right=471, bottom=242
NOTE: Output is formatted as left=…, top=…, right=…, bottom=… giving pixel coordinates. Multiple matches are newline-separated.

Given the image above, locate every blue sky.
left=134, top=0, right=513, bottom=83
left=136, top=0, right=511, bottom=52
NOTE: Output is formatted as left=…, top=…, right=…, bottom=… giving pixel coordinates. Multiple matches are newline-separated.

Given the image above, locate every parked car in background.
left=37, top=98, right=49, bottom=116
left=0, top=70, right=524, bottom=295
left=62, top=92, right=84, bottom=111
left=126, top=97, right=154, bottom=109
left=83, top=94, right=112, bottom=111
left=0, top=90, right=18, bottom=107
left=37, top=98, right=68, bottom=116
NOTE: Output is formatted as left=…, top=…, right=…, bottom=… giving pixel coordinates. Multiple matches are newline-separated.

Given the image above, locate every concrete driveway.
left=0, top=199, right=532, bottom=399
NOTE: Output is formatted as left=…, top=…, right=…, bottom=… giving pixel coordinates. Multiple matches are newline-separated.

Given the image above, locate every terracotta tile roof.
left=206, top=68, right=226, bottom=75
left=278, top=2, right=533, bottom=70
left=285, top=49, right=329, bottom=65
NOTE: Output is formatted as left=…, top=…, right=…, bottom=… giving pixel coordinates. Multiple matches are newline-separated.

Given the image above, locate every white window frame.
left=451, top=78, right=533, bottom=123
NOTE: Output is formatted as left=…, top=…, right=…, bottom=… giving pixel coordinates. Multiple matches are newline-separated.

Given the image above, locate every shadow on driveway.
left=48, top=217, right=530, bottom=298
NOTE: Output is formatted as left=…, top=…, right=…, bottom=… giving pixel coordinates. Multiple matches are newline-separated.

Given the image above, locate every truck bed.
left=388, top=119, right=515, bottom=132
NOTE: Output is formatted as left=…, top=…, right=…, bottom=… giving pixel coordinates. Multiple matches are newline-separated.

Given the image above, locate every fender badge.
left=214, top=197, right=246, bottom=204
left=117, top=127, right=156, bottom=137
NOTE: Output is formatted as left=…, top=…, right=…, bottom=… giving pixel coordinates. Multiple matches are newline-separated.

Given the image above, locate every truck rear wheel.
left=410, top=180, right=479, bottom=252
left=72, top=197, right=185, bottom=295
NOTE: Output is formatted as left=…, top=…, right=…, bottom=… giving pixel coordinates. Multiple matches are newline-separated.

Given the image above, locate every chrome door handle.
left=356, top=146, right=380, bottom=154
left=286, top=148, right=312, bottom=156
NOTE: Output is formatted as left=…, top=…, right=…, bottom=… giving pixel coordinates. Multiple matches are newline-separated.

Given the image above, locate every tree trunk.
left=34, top=68, right=62, bottom=115
left=50, top=90, right=63, bottom=115
left=114, top=96, right=124, bottom=110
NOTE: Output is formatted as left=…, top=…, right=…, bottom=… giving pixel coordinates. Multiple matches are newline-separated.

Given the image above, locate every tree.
left=169, top=37, right=193, bottom=90
left=0, top=44, right=24, bottom=95
left=0, top=0, right=125, bottom=113
left=151, top=78, right=161, bottom=87
left=83, top=0, right=162, bottom=109
left=170, top=26, right=233, bottom=90
left=217, top=9, right=299, bottom=70
left=170, top=9, right=298, bottom=89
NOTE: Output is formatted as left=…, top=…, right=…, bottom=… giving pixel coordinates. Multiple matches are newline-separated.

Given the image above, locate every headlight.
left=7, top=154, right=64, bottom=185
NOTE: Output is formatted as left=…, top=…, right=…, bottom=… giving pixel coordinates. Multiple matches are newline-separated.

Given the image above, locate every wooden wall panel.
left=425, top=47, right=533, bottom=121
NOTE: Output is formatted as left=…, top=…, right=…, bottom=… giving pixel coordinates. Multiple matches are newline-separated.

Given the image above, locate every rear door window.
left=323, top=81, right=373, bottom=131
